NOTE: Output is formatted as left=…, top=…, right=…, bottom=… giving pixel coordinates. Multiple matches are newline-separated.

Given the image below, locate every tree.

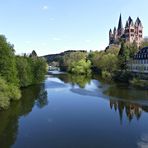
left=0, top=77, right=21, bottom=110
left=118, top=42, right=130, bottom=71
left=99, top=53, right=118, bottom=74
left=16, top=56, right=33, bottom=87
left=0, top=35, right=19, bottom=85
left=60, top=51, right=87, bottom=71
left=69, top=59, right=91, bottom=75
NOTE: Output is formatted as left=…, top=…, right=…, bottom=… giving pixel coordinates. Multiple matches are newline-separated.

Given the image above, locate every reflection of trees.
left=36, top=84, right=48, bottom=109
left=57, top=74, right=91, bottom=88
left=0, top=83, right=47, bottom=148
left=109, top=99, right=148, bottom=123
left=105, top=84, right=148, bottom=100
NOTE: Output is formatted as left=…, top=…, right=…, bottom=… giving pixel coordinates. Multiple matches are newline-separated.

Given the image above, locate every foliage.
left=99, top=53, right=118, bottom=74
left=105, top=45, right=120, bottom=55
left=0, top=34, right=47, bottom=110
left=118, top=42, right=130, bottom=71
left=140, top=41, right=148, bottom=48
left=60, top=51, right=87, bottom=71
left=16, top=57, right=33, bottom=87
left=69, top=59, right=91, bottom=75
left=31, top=58, right=47, bottom=84
left=0, top=77, right=21, bottom=110
left=0, top=35, right=19, bottom=85
left=16, top=56, right=47, bottom=87
left=88, top=50, right=104, bottom=68
left=130, top=78, right=148, bottom=89
left=102, top=71, right=112, bottom=81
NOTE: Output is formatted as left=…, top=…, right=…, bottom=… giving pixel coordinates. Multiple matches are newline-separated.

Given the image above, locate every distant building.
left=128, top=47, right=148, bottom=74
left=109, top=14, right=143, bottom=47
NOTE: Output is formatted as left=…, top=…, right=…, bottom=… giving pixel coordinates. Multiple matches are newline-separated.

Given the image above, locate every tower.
left=135, top=17, right=143, bottom=46
left=125, top=16, right=135, bottom=43
left=109, top=29, right=113, bottom=44
left=117, top=14, right=124, bottom=38
left=113, top=27, right=117, bottom=40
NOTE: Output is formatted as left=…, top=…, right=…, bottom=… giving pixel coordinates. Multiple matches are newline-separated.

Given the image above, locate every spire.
left=125, top=21, right=128, bottom=28
left=118, top=14, right=123, bottom=30
left=135, top=17, right=142, bottom=27
left=128, top=16, right=134, bottom=26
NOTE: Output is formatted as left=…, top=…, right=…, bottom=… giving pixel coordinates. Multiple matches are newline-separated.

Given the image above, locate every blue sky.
left=0, top=0, right=148, bottom=56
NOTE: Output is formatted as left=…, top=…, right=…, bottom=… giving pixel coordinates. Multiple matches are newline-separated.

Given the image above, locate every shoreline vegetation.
left=0, top=35, right=47, bottom=110
left=47, top=40, right=148, bottom=88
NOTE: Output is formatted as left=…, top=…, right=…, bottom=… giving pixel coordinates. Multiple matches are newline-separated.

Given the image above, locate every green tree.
left=0, top=35, right=19, bottom=85
left=118, top=42, right=130, bottom=71
left=99, top=53, right=118, bottom=74
left=16, top=56, right=33, bottom=87
left=0, top=77, right=21, bottom=110
left=60, top=51, right=87, bottom=71
left=69, top=59, right=91, bottom=75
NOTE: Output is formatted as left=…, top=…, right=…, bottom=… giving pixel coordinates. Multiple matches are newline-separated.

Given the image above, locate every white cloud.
left=43, top=5, right=48, bottom=10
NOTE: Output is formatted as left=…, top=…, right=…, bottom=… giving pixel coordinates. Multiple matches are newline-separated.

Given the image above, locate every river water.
left=0, top=72, right=148, bottom=148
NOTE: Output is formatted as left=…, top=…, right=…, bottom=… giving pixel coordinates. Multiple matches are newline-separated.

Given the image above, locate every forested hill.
left=42, top=50, right=87, bottom=63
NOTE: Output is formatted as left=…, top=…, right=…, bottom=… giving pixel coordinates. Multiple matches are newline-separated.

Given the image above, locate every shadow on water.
left=0, top=83, right=48, bottom=148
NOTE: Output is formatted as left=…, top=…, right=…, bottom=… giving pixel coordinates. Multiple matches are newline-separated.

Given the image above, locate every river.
left=0, top=72, right=148, bottom=148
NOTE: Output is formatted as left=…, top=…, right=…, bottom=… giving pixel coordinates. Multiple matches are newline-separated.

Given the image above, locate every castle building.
left=109, top=14, right=143, bottom=46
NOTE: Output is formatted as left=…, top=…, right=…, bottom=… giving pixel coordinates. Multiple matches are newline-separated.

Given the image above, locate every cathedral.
left=109, top=14, right=143, bottom=46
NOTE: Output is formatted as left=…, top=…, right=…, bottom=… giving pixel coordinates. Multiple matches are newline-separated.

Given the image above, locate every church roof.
left=133, top=47, right=148, bottom=60
left=117, top=14, right=123, bottom=30
left=135, top=17, right=142, bottom=27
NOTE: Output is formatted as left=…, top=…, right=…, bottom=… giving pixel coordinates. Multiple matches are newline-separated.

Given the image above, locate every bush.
left=0, top=77, right=21, bottom=110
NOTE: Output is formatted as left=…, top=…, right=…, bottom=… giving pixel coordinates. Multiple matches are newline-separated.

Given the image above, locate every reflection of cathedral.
left=109, top=99, right=146, bottom=122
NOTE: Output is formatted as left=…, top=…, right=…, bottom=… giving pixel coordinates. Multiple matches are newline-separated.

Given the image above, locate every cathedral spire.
left=118, top=14, right=123, bottom=30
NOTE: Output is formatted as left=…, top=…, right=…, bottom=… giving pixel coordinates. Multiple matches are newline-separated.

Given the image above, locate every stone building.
left=128, top=46, right=148, bottom=74
left=109, top=14, right=143, bottom=46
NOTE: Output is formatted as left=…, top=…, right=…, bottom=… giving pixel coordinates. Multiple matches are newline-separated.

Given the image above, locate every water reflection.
left=0, top=84, right=47, bottom=148
left=105, top=84, right=148, bottom=100
left=109, top=99, right=148, bottom=122
left=0, top=73, right=148, bottom=148
left=58, top=74, right=91, bottom=88
left=36, top=84, right=48, bottom=109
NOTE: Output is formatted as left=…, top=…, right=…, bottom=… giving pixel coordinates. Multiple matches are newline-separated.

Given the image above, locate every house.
left=128, top=47, right=148, bottom=74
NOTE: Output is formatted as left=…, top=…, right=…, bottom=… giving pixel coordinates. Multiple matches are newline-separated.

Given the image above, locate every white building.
left=128, top=47, right=148, bottom=73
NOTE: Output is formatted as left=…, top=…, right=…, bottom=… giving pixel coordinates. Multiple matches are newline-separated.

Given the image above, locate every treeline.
left=89, top=41, right=148, bottom=82
left=51, top=40, right=148, bottom=83
left=0, top=35, right=47, bottom=110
